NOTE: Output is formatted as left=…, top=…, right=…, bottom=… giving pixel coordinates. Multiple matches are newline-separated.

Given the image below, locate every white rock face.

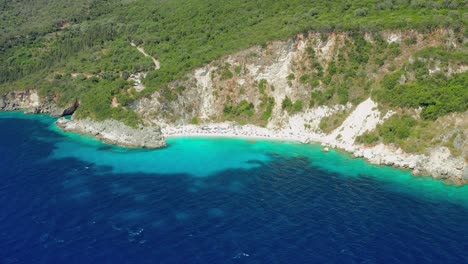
left=194, top=67, right=216, bottom=119
left=384, top=32, right=402, bottom=44
left=0, top=90, right=79, bottom=117
left=285, top=104, right=348, bottom=132
left=254, top=44, right=295, bottom=111
left=318, top=34, right=336, bottom=63
left=325, top=98, right=391, bottom=152
left=160, top=97, right=466, bottom=183
left=131, top=31, right=467, bottom=183
left=129, top=72, right=147, bottom=92
left=29, top=92, right=40, bottom=107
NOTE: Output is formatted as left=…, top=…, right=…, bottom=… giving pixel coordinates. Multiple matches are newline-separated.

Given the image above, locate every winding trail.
left=130, top=42, right=160, bottom=70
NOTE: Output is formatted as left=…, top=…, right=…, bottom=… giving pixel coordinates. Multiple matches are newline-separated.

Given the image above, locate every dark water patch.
left=1, top=114, right=468, bottom=263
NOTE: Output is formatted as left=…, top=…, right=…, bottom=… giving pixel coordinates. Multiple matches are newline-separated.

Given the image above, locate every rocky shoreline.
left=2, top=104, right=466, bottom=184
left=0, top=89, right=165, bottom=149
left=0, top=90, right=79, bottom=117
left=1, top=89, right=466, bottom=184
left=56, top=117, right=166, bottom=149
left=162, top=122, right=467, bottom=185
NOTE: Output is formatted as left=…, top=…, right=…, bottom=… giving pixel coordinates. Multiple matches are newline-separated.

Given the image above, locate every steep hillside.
left=132, top=29, right=467, bottom=183
left=136, top=30, right=466, bottom=128
left=1, top=0, right=466, bottom=123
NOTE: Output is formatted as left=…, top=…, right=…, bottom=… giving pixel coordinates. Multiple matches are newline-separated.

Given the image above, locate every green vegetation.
left=282, top=97, right=303, bottom=114
left=74, top=79, right=142, bottom=128
left=414, top=47, right=468, bottom=63
left=357, top=109, right=467, bottom=155
left=218, top=63, right=234, bottom=80
left=310, top=89, right=335, bottom=107
left=404, top=36, right=417, bottom=46
left=258, top=79, right=268, bottom=95
left=191, top=117, right=200, bottom=125
left=223, top=100, right=255, bottom=119
left=305, top=30, right=410, bottom=108
left=260, top=97, right=275, bottom=123
left=446, top=131, right=465, bottom=156
left=376, top=72, right=468, bottom=120
left=357, top=114, right=417, bottom=144
left=234, top=65, right=242, bottom=74
left=282, top=97, right=293, bottom=110
left=0, top=0, right=467, bottom=125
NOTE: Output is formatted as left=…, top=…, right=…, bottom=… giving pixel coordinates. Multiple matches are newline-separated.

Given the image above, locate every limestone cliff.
left=0, top=90, right=79, bottom=117
left=134, top=29, right=467, bottom=184
left=2, top=29, right=466, bottom=183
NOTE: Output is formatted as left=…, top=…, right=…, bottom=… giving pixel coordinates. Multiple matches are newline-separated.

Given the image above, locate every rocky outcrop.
left=1, top=89, right=167, bottom=149
left=161, top=98, right=467, bottom=184
left=353, top=144, right=466, bottom=185
left=56, top=117, right=166, bottom=149
left=0, top=90, right=79, bottom=117
left=316, top=98, right=466, bottom=184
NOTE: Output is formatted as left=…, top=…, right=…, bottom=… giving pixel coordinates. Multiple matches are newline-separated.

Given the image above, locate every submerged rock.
left=56, top=117, right=166, bottom=149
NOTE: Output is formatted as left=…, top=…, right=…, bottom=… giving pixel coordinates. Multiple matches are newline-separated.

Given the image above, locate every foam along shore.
left=162, top=121, right=467, bottom=185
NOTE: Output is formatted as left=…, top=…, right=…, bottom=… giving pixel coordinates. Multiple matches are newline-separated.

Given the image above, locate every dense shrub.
left=261, top=97, right=275, bottom=122
left=282, top=96, right=303, bottom=114
left=1, top=0, right=466, bottom=124
left=356, top=114, right=418, bottom=144
left=223, top=100, right=255, bottom=118
left=258, top=79, right=267, bottom=94
left=282, top=96, right=293, bottom=110
left=354, top=8, right=369, bottom=17
left=377, top=73, right=468, bottom=120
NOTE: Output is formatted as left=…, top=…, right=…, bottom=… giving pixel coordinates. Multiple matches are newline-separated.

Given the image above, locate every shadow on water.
left=1, top=113, right=468, bottom=263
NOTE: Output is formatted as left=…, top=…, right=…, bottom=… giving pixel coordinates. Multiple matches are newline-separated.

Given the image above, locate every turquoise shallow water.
left=45, top=113, right=468, bottom=206
left=1, top=112, right=468, bottom=263
left=5, top=111, right=468, bottom=205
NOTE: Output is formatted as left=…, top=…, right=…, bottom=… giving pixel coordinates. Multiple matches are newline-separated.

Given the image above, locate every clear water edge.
left=1, top=111, right=468, bottom=263
left=2, top=111, right=467, bottom=206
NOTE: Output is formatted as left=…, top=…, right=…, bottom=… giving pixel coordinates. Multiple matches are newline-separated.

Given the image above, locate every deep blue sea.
left=1, top=112, right=467, bottom=264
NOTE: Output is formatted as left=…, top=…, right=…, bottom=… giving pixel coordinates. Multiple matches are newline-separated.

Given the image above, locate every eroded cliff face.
left=136, top=30, right=465, bottom=125
left=136, top=34, right=322, bottom=126
left=134, top=29, right=467, bottom=183
left=0, top=90, right=79, bottom=117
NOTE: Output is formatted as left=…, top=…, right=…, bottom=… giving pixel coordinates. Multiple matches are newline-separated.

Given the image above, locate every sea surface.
left=0, top=112, right=467, bottom=264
